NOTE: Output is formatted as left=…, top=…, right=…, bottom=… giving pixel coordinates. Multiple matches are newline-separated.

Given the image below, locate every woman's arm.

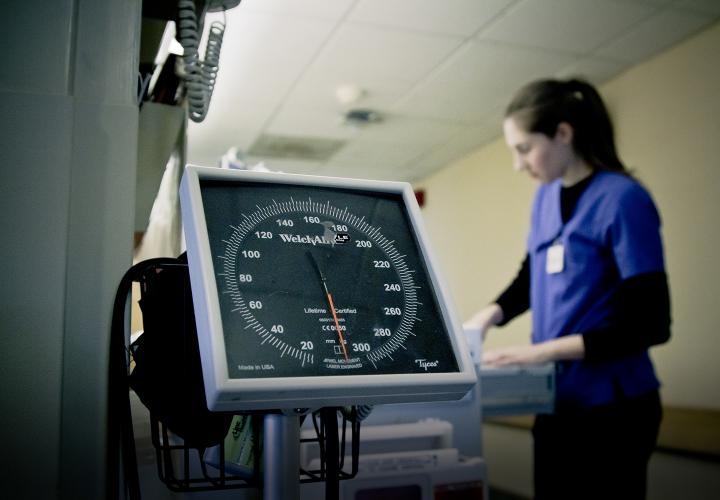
left=463, top=303, right=504, bottom=335
left=463, top=255, right=531, bottom=335
left=494, top=255, right=531, bottom=326
left=482, top=271, right=671, bottom=367
left=582, top=271, right=671, bottom=362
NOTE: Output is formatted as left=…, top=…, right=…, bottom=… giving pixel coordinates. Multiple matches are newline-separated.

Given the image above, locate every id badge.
left=546, top=243, right=564, bottom=274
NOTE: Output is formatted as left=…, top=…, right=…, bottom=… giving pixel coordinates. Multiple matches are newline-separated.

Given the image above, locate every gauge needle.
left=326, top=292, right=350, bottom=361
left=308, top=252, right=350, bottom=361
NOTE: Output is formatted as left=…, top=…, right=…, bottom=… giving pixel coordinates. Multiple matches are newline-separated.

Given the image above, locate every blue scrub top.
left=528, top=171, right=665, bottom=411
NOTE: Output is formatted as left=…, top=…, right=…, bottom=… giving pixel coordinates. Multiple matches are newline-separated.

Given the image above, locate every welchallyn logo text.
left=278, top=232, right=350, bottom=246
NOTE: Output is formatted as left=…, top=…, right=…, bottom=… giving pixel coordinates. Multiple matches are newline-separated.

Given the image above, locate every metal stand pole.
left=262, top=413, right=300, bottom=500
left=322, top=408, right=340, bottom=500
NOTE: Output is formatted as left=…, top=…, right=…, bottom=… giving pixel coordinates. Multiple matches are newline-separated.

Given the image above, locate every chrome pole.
left=262, top=413, right=300, bottom=500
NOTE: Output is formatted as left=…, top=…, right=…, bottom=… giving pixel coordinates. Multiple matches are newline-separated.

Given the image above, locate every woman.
left=464, top=78, right=671, bottom=499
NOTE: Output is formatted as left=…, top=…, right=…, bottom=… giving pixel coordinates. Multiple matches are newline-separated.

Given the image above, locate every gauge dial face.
left=200, top=179, right=459, bottom=379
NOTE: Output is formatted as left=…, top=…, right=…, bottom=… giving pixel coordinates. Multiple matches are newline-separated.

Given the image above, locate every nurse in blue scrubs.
left=464, top=78, right=671, bottom=500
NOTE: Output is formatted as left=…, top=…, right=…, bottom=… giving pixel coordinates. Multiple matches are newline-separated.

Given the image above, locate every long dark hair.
left=505, top=78, right=627, bottom=173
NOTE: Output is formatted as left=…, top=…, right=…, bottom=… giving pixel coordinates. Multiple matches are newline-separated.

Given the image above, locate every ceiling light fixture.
left=343, top=108, right=383, bottom=126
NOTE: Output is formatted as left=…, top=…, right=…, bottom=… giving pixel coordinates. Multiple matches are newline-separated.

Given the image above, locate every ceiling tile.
left=330, top=139, right=432, bottom=170
left=307, top=23, right=464, bottom=86
left=610, top=0, right=673, bottom=6
left=672, top=0, right=720, bottom=15
left=266, top=105, right=361, bottom=141
left=238, top=0, right=357, bottom=20
left=555, top=57, right=629, bottom=84
left=355, top=115, right=464, bottom=147
left=478, top=0, right=657, bottom=54
left=394, top=87, right=496, bottom=123
left=594, top=8, right=716, bottom=62
left=410, top=119, right=503, bottom=172
left=216, top=9, right=336, bottom=77
left=201, top=83, right=285, bottom=128
left=347, top=0, right=514, bottom=36
left=281, top=69, right=412, bottom=112
left=395, top=41, right=576, bottom=122
left=315, top=163, right=409, bottom=181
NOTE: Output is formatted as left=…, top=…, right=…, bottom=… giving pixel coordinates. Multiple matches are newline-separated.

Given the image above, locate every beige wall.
left=418, top=21, right=720, bottom=410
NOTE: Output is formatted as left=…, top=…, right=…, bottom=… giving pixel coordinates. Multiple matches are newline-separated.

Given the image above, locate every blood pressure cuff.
left=129, top=256, right=233, bottom=448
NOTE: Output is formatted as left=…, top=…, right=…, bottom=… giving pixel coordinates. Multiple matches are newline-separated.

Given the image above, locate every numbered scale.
left=180, top=166, right=475, bottom=411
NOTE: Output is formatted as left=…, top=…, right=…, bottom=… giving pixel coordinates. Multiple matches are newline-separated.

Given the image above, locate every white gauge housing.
left=180, top=165, right=475, bottom=411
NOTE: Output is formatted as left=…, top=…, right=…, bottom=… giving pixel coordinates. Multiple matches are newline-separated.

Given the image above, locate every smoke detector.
left=335, top=84, right=366, bottom=105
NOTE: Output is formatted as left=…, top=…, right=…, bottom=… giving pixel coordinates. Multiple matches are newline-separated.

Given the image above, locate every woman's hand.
left=482, top=334, right=585, bottom=367
left=482, top=344, right=552, bottom=367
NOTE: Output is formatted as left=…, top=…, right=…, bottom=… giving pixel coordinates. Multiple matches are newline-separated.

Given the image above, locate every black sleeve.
left=494, top=254, right=531, bottom=326
left=582, top=271, right=671, bottom=363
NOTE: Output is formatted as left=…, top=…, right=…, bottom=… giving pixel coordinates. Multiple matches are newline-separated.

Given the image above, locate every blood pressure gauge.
left=180, top=165, right=475, bottom=411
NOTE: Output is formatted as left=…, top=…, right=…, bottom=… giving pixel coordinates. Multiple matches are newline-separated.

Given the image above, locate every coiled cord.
left=177, top=0, right=226, bottom=122
left=341, top=404, right=374, bottom=422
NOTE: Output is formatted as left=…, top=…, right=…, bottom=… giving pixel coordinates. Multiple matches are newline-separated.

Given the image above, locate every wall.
left=419, top=20, right=720, bottom=411
left=0, top=1, right=141, bottom=498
